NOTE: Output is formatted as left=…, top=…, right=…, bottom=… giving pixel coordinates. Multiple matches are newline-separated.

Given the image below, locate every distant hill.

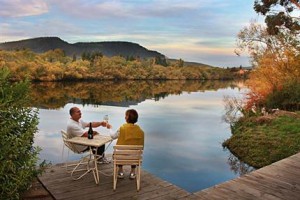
left=167, top=58, right=213, bottom=68
left=0, top=37, right=165, bottom=59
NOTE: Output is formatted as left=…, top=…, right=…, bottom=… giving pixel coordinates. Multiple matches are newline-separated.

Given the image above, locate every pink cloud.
left=0, top=0, right=48, bottom=17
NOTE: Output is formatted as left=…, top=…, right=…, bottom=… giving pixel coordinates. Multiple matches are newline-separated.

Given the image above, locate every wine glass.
left=103, top=115, right=109, bottom=128
left=103, top=114, right=109, bottom=123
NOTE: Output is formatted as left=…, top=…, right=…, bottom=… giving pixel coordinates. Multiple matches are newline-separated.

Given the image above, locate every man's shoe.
left=98, top=157, right=111, bottom=164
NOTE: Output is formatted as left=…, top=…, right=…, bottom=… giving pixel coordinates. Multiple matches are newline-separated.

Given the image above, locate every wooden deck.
left=38, top=161, right=196, bottom=200
left=194, top=152, right=300, bottom=200
left=39, top=152, right=300, bottom=200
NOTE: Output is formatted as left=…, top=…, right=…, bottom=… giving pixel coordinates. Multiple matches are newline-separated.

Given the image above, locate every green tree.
left=154, top=56, right=168, bottom=67
left=0, top=68, right=43, bottom=199
left=72, top=54, right=77, bottom=62
left=81, top=51, right=91, bottom=61
left=254, top=0, right=300, bottom=34
left=90, top=51, right=103, bottom=61
left=176, top=58, right=184, bottom=67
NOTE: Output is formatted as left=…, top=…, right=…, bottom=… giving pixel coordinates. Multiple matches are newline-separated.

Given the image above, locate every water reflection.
left=226, top=153, right=256, bottom=175
left=30, top=80, right=240, bottom=109
left=32, top=80, right=250, bottom=192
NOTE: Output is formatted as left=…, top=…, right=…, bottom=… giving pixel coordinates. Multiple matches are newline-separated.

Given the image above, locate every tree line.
left=0, top=49, right=242, bottom=82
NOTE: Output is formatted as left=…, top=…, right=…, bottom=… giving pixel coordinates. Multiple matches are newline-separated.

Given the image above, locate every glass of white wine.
left=103, top=114, right=109, bottom=122
left=103, top=115, right=109, bottom=127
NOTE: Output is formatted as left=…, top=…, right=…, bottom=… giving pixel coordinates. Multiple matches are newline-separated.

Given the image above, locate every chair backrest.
left=113, top=145, right=143, bottom=166
left=61, top=130, right=82, bottom=154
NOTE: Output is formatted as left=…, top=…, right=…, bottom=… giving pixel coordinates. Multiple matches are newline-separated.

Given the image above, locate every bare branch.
left=291, top=0, right=300, bottom=9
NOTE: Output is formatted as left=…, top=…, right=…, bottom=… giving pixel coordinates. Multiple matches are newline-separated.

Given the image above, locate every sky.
left=0, top=0, right=264, bottom=67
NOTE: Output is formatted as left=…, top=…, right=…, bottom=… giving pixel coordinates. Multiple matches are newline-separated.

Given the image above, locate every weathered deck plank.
left=194, top=152, right=300, bottom=200
left=39, top=152, right=300, bottom=199
left=39, top=162, right=194, bottom=200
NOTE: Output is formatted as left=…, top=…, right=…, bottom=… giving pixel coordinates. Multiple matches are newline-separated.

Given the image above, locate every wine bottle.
left=88, top=122, right=93, bottom=139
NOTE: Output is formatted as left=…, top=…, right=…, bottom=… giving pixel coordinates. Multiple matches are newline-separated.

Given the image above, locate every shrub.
left=265, top=80, right=300, bottom=111
left=0, top=68, right=43, bottom=199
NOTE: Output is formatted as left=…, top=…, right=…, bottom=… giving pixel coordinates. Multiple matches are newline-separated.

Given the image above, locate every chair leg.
left=64, top=149, right=87, bottom=173
left=70, top=154, right=93, bottom=180
left=113, top=163, right=118, bottom=191
left=136, top=165, right=141, bottom=191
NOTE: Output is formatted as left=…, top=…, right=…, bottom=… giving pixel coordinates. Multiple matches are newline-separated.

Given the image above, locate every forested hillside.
left=0, top=49, right=239, bottom=81
left=0, top=37, right=165, bottom=60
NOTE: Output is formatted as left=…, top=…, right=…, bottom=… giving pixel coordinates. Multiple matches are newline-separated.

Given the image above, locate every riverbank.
left=223, top=110, right=300, bottom=168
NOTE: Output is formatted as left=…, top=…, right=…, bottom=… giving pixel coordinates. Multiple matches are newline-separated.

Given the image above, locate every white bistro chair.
left=61, top=130, right=95, bottom=181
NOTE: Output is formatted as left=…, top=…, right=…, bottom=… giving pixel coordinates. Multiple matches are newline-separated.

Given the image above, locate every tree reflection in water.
left=30, top=80, right=240, bottom=109
left=226, top=152, right=256, bottom=175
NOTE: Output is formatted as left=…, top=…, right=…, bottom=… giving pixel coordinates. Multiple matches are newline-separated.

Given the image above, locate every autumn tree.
left=0, top=49, right=232, bottom=81
left=236, top=20, right=300, bottom=110
left=254, top=0, right=300, bottom=34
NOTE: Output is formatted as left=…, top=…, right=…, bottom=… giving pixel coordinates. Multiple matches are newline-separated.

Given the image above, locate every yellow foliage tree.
left=236, top=22, right=300, bottom=110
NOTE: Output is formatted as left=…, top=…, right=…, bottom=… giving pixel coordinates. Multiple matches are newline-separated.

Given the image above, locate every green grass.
left=223, top=112, right=300, bottom=168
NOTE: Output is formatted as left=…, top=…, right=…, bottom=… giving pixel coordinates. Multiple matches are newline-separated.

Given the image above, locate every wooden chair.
left=61, top=130, right=94, bottom=180
left=113, top=145, right=144, bottom=191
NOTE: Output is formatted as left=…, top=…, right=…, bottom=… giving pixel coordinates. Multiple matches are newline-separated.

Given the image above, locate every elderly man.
left=67, top=106, right=111, bottom=163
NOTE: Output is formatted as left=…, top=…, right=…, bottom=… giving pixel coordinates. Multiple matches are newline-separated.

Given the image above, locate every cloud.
left=48, top=0, right=219, bottom=20
left=0, top=0, right=48, bottom=17
left=0, top=19, right=83, bottom=42
left=196, top=38, right=234, bottom=48
left=0, top=0, right=258, bottom=67
left=151, top=43, right=250, bottom=67
left=48, top=0, right=134, bottom=19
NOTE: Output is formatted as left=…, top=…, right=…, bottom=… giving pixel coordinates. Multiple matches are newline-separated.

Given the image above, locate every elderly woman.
left=110, top=109, right=144, bottom=179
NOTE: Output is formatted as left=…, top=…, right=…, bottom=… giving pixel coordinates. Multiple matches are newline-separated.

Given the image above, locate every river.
left=32, top=80, right=253, bottom=192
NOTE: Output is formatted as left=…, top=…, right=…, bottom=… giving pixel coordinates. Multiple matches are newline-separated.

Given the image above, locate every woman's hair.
left=126, top=109, right=138, bottom=124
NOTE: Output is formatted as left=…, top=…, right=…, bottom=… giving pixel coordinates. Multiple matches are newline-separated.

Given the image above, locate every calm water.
left=33, top=80, right=253, bottom=193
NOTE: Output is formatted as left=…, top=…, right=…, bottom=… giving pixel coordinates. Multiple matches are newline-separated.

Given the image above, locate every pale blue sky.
left=0, top=0, right=263, bottom=67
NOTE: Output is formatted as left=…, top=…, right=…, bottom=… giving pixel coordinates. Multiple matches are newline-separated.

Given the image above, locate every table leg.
left=93, top=147, right=100, bottom=184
